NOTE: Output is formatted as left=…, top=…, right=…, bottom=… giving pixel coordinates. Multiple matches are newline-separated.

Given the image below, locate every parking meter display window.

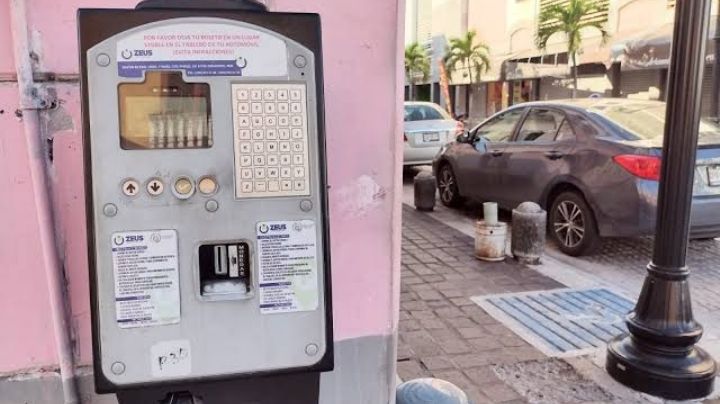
left=119, top=71, right=212, bottom=150
left=198, top=242, right=251, bottom=298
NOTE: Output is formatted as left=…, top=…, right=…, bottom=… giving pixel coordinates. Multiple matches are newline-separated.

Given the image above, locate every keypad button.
left=251, top=89, right=262, bottom=100
left=241, top=181, right=253, bottom=193
left=278, top=103, right=289, bottom=114
left=122, top=179, right=140, bottom=197
left=238, top=116, right=250, bottom=127
left=238, top=129, right=251, bottom=140
left=268, top=181, right=280, bottom=192
left=240, top=155, right=252, bottom=166
left=254, top=168, right=266, bottom=179
left=263, top=90, right=275, bottom=100
left=280, top=155, right=291, bottom=165
left=266, top=128, right=278, bottom=140
left=266, top=142, right=278, bottom=153
left=241, top=169, right=253, bottom=179
left=253, top=155, right=266, bottom=166
left=281, top=180, right=292, bottom=191
left=252, top=129, right=264, bottom=140
left=267, top=167, right=279, bottom=177
left=238, top=102, right=250, bottom=114
left=279, top=128, right=290, bottom=139
left=251, top=103, right=263, bottom=114
left=252, top=116, right=263, bottom=127
left=290, top=89, right=302, bottom=100
left=264, top=103, right=276, bottom=114
left=268, top=155, right=279, bottom=166
left=254, top=181, right=267, bottom=192
left=264, top=116, right=277, bottom=126
left=291, top=116, right=303, bottom=127
left=253, top=142, right=265, bottom=153
left=198, top=177, right=218, bottom=195
left=280, top=142, right=291, bottom=152
left=293, top=180, right=305, bottom=191
left=293, top=154, right=304, bottom=165
left=277, top=90, right=288, bottom=101
left=239, top=142, right=251, bottom=153
left=174, top=177, right=195, bottom=197
left=291, top=128, right=303, bottom=139
left=237, top=89, right=249, bottom=100
left=278, top=116, right=290, bottom=127
left=293, top=167, right=305, bottom=178
left=281, top=167, right=291, bottom=178
left=292, top=142, right=304, bottom=152
left=291, top=102, right=302, bottom=113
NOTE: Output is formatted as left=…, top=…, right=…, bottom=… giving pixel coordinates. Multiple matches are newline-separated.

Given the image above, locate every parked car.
left=432, top=98, right=720, bottom=256
left=404, top=102, right=463, bottom=166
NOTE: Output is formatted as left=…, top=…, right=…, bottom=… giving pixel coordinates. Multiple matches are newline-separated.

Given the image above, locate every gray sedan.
left=432, top=99, right=720, bottom=256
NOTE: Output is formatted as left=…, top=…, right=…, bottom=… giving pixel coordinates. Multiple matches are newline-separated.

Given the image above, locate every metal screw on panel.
left=96, top=53, right=111, bottom=67
left=293, top=55, right=307, bottom=69
left=205, top=199, right=219, bottom=212
left=299, top=199, right=313, bottom=212
left=111, top=361, right=126, bottom=375
left=103, top=203, right=118, bottom=217
left=305, top=343, right=319, bottom=356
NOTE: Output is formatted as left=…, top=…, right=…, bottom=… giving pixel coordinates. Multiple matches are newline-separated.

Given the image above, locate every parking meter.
left=78, top=5, right=332, bottom=392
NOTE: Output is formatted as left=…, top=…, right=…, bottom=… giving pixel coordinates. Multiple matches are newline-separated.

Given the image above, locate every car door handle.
left=491, top=149, right=504, bottom=157
left=545, top=150, right=564, bottom=160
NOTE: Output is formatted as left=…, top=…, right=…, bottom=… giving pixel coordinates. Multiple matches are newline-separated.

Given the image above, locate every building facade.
left=406, top=0, right=720, bottom=124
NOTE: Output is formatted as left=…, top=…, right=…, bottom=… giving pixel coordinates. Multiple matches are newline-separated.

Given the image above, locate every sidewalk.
left=398, top=204, right=720, bottom=403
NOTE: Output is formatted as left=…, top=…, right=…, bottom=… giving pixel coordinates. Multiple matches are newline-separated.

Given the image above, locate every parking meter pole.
left=606, top=0, right=718, bottom=399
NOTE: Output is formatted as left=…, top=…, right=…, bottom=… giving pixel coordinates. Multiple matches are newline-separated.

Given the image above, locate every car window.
left=516, top=108, right=565, bottom=142
left=555, top=119, right=576, bottom=141
left=404, top=104, right=451, bottom=122
left=474, top=108, right=525, bottom=142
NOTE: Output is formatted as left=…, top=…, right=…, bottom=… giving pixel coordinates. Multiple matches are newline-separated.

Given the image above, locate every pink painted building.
left=0, top=0, right=403, bottom=402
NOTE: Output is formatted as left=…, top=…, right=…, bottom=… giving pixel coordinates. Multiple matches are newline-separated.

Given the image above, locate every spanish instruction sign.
left=256, top=221, right=319, bottom=314
left=116, top=20, right=288, bottom=78
left=111, top=230, right=180, bottom=328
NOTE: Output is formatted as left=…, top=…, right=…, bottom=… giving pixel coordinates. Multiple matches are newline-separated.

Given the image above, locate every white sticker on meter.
left=111, top=230, right=180, bottom=328
left=256, top=221, right=318, bottom=314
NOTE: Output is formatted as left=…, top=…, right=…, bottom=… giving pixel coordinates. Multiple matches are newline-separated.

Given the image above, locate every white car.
left=404, top=102, right=463, bottom=166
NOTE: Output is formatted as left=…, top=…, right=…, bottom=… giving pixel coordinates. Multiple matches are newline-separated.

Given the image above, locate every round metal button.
left=300, top=199, right=313, bottom=212
left=205, top=199, right=219, bottom=212
left=103, top=203, right=118, bottom=217
left=147, top=178, right=164, bottom=196
left=121, top=179, right=140, bottom=197
left=173, top=177, right=195, bottom=199
left=96, top=53, right=111, bottom=67
left=294, top=55, right=307, bottom=68
left=110, top=361, right=126, bottom=375
left=198, top=176, right=218, bottom=195
left=305, top=343, right=319, bottom=356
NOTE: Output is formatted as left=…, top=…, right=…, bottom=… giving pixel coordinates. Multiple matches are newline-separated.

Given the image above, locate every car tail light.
left=454, top=121, right=464, bottom=136
left=613, top=155, right=662, bottom=181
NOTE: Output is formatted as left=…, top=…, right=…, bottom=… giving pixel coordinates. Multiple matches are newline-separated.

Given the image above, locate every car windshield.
left=589, top=102, right=720, bottom=145
left=404, top=104, right=451, bottom=122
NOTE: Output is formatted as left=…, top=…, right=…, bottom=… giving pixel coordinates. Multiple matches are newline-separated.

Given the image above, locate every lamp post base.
left=606, top=335, right=716, bottom=400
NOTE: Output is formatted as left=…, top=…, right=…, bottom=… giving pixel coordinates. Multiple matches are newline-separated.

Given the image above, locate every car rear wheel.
left=549, top=191, right=600, bottom=256
left=437, top=164, right=464, bottom=207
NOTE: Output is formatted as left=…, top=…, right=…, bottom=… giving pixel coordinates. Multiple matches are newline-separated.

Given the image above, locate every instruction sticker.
left=116, top=21, right=288, bottom=78
left=111, top=230, right=180, bottom=328
left=256, top=221, right=319, bottom=314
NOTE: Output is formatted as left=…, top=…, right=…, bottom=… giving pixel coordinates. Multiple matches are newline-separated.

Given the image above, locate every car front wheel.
left=549, top=191, right=600, bottom=256
left=437, top=164, right=464, bottom=207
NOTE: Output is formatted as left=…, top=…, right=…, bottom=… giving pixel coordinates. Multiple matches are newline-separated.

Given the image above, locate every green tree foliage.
left=405, top=42, right=430, bottom=100
left=444, top=30, right=491, bottom=84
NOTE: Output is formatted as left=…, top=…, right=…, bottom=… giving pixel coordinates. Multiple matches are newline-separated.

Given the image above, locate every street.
left=399, top=166, right=720, bottom=403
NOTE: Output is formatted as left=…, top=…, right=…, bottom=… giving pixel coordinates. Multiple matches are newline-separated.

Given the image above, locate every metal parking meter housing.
left=78, top=6, right=333, bottom=395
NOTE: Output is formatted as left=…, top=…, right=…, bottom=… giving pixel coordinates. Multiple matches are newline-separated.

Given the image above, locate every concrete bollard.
left=396, top=378, right=469, bottom=404
left=475, top=220, right=508, bottom=262
left=414, top=172, right=436, bottom=211
left=511, top=201, right=547, bottom=265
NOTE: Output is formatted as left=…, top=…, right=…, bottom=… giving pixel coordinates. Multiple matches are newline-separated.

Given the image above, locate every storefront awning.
left=610, top=18, right=718, bottom=70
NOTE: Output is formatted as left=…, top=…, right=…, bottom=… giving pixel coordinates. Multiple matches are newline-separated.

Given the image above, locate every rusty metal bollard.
left=511, top=201, right=547, bottom=265
left=414, top=172, right=436, bottom=211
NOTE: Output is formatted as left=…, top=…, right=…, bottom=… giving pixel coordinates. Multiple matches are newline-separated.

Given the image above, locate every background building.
left=406, top=0, right=720, bottom=124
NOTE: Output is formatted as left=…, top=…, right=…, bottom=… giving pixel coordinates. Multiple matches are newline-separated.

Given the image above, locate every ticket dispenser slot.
left=79, top=7, right=332, bottom=394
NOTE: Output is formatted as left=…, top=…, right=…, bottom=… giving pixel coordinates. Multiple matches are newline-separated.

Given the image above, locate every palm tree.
left=444, top=30, right=491, bottom=85
left=536, top=0, right=609, bottom=98
left=405, top=43, right=430, bottom=101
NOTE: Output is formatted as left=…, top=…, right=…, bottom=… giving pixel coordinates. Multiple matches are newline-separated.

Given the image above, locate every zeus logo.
left=133, top=49, right=153, bottom=57
left=270, top=224, right=287, bottom=231
left=125, top=235, right=144, bottom=242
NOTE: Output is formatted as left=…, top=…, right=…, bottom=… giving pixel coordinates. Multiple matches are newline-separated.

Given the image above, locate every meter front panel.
left=80, top=13, right=331, bottom=391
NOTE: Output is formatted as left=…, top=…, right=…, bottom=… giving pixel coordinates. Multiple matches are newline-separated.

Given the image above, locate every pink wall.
left=0, top=0, right=401, bottom=372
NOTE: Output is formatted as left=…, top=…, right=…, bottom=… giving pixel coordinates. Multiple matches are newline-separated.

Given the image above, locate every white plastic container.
left=483, top=202, right=498, bottom=225
left=475, top=220, right=507, bottom=262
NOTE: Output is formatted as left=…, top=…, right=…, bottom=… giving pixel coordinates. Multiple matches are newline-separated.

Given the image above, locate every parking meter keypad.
left=233, top=83, right=310, bottom=198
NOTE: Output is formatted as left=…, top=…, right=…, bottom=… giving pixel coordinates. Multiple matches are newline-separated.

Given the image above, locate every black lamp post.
left=606, top=0, right=718, bottom=399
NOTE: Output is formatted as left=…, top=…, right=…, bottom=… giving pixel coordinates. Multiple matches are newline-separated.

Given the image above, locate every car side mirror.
left=456, top=130, right=471, bottom=143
